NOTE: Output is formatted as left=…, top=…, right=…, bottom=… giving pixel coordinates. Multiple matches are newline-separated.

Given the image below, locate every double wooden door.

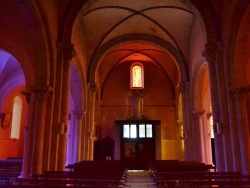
left=116, top=120, right=160, bottom=169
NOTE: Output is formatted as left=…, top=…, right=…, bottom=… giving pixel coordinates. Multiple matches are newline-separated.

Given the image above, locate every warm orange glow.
left=131, top=63, right=144, bottom=89
left=132, top=65, right=142, bottom=87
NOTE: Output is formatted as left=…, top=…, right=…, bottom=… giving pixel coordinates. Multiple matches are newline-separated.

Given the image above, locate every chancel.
left=0, top=0, right=250, bottom=187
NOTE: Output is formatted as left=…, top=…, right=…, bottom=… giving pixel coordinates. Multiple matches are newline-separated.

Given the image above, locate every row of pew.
left=149, top=160, right=250, bottom=188
left=0, top=159, right=22, bottom=186
left=8, top=160, right=127, bottom=187
left=2, top=159, right=250, bottom=187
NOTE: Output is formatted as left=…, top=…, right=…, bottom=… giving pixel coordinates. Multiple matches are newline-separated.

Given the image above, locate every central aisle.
left=123, top=170, right=157, bottom=188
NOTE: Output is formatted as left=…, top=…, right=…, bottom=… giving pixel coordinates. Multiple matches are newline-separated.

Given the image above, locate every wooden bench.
left=15, top=172, right=124, bottom=187
left=13, top=161, right=126, bottom=187
left=156, top=171, right=250, bottom=188
left=0, top=159, right=22, bottom=185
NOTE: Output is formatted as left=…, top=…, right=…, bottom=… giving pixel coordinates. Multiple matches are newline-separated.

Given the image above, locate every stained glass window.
left=131, top=63, right=144, bottom=89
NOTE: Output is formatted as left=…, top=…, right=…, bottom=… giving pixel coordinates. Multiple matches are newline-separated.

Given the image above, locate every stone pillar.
left=30, top=86, right=53, bottom=174
left=192, top=110, right=205, bottom=162
left=73, top=111, right=83, bottom=163
left=81, top=111, right=88, bottom=160
left=176, top=120, right=184, bottom=161
left=178, top=82, right=191, bottom=161
left=19, top=91, right=32, bottom=178
left=87, top=83, right=98, bottom=160
left=205, top=43, right=225, bottom=171
left=227, top=91, right=242, bottom=172
left=229, top=86, right=250, bottom=175
left=57, top=44, right=76, bottom=170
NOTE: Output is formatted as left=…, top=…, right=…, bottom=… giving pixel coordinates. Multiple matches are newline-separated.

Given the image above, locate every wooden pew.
left=156, top=171, right=250, bottom=188
left=0, top=159, right=22, bottom=185
left=13, top=161, right=126, bottom=187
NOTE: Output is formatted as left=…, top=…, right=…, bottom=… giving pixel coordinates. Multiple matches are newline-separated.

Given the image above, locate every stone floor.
left=123, top=170, right=157, bottom=188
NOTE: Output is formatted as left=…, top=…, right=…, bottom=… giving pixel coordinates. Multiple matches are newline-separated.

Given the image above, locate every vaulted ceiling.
left=72, top=0, right=204, bottom=88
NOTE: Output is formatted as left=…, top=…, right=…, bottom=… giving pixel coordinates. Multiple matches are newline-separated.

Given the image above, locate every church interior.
left=0, top=0, right=250, bottom=187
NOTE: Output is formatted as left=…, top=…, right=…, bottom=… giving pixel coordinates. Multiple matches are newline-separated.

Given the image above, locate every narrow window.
left=146, top=124, right=153, bottom=138
left=123, top=124, right=130, bottom=138
left=130, top=124, right=137, bottom=138
left=11, top=96, right=22, bottom=139
left=139, top=124, right=145, bottom=138
left=130, top=62, right=144, bottom=89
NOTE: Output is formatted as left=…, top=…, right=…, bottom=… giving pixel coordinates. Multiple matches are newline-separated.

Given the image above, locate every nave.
left=1, top=159, right=250, bottom=187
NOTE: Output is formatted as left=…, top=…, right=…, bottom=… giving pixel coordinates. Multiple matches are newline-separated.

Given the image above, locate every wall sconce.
left=214, top=123, right=223, bottom=134
left=0, top=112, right=11, bottom=129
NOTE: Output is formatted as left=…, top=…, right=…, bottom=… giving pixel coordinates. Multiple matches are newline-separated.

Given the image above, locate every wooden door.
left=116, top=120, right=159, bottom=170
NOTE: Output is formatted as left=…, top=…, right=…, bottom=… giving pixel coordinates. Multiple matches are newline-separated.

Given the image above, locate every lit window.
left=130, top=63, right=144, bottom=89
left=11, top=96, right=22, bottom=139
left=146, top=124, right=153, bottom=138
left=123, top=124, right=130, bottom=138
left=130, top=124, right=137, bottom=138
left=122, top=123, right=153, bottom=138
left=139, top=124, right=145, bottom=138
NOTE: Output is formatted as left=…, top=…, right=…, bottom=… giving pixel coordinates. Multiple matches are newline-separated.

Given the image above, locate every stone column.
left=205, top=43, right=225, bottom=171
left=73, top=111, right=83, bottom=163
left=176, top=120, right=184, bottom=161
left=19, top=91, right=32, bottom=178
left=87, top=83, right=98, bottom=160
left=30, top=86, right=53, bottom=174
left=178, top=82, right=191, bottom=161
left=229, top=86, right=250, bottom=175
left=81, top=111, right=88, bottom=160
left=192, top=110, right=205, bottom=162
left=57, top=44, right=76, bottom=170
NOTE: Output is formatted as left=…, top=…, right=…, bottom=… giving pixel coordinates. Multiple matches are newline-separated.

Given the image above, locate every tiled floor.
left=123, top=170, right=157, bottom=188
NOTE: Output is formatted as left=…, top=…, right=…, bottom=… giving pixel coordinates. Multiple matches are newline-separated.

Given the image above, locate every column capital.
left=20, top=90, right=31, bottom=104
left=88, top=82, right=99, bottom=92
left=228, top=85, right=250, bottom=100
left=192, top=110, right=205, bottom=118
left=176, top=120, right=183, bottom=126
left=177, top=82, right=190, bottom=93
left=73, top=111, right=84, bottom=120
left=204, top=42, right=223, bottom=62
left=30, top=85, right=54, bottom=103
left=207, top=112, right=212, bottom=118
left=57, top=43, right=77, bottom=61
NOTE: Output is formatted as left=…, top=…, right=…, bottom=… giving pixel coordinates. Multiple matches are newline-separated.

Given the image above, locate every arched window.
left=11, top=96, right=22, bottom=139
left=130, top=62, right=144, bottom=89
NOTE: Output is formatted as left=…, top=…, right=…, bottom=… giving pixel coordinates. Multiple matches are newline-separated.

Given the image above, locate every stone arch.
left=88, top=34, right=188, bottom=84
left=0, top=37, right=34, bottom=87
left=233, top=4, right=250, bottom=87
left=192, top=61, right=208, bottom=110
left=191, top=61, right=213, bottom=164
left=66, top=63, right=85, bottom=164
